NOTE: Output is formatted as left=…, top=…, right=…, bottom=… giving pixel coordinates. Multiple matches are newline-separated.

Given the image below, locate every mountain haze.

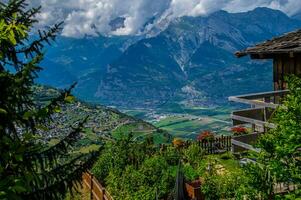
left=38, top=35, right=140, bottom=87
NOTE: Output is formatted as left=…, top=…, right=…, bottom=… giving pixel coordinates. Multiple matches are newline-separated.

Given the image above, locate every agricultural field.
left=111, top=121, right=171, bottom=144
left=154, top=114, right=231, bottom=138
left=123, top=104, right=234, bottom=139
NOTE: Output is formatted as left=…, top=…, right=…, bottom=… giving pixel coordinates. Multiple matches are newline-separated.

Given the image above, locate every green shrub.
left=91, top=151, right=112, bottom=181
left=92, top=137, right=176, bottom=200
left=182, top=143, right=204, bottom=167
left=160, top=145, right=180, bottom=165
left=201, top=160, right=249, bottom=200
left=183, top=164, right=199, bottom=182
left=219, top=152, right=233, bottom=160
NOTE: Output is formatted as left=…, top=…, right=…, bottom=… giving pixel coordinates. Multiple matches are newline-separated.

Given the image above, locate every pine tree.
left=0, top=1, right=98, bottom=199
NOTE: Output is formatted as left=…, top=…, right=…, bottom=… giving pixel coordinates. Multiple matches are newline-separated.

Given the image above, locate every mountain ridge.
left=84, top=7, right=301, bottom=107
left=38, top=7, right=301, bottom=109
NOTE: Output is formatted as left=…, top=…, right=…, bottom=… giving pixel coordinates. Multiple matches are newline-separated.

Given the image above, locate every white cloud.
left=167, top=0, right=229, bottom=17
left=28, top=0, right=301, bottom=37
left=224, top=0, right=301, bottom=16
left=30, top=0, right=170, bottom=38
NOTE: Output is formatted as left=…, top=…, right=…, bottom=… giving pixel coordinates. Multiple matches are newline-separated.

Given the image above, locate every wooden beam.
left=250, top=54, right=274, bottom=59
left=228, top=90, right=288, bottom=108
left=229, top=90, right=288, bottom=100
left=229, top=97, right=279, bottom=109
left=233, top=108, right=265, bottom=120
left=231, top=114, right=276, bottom=129
left=231, top=139, right=261, bottom=153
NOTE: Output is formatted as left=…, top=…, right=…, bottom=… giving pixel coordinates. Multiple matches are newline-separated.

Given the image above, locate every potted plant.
left=185, top=179, right=204, bottom=200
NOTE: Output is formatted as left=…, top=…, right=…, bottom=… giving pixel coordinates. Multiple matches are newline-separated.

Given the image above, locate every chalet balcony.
left=229, top=90, right=288, bottom=152
left=229, top=89, right=288, bottom=129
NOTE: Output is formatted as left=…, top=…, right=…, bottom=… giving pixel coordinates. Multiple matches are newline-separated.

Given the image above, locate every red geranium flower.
left=197, top=131, right=214, bottom=141
left=231, top=126, right=247, bottom=135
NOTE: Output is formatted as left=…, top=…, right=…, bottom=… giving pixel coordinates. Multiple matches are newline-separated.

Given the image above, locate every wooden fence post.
left=102, top=188, right=105, bottom=200
left=90, top=173, right=93, bottom=200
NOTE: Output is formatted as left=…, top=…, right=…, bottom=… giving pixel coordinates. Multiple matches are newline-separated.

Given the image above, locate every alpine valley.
left=38, top=7, right=301, bottom=137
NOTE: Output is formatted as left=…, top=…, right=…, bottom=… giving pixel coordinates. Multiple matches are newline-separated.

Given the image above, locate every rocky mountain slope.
left=38, top=8, right=301, bottom=109
left=88, top=8, right=301, bottom=107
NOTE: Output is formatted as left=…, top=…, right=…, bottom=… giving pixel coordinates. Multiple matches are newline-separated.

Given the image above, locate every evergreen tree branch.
left=26, top=116, right=88, bottom=170
left=16, top=23, right=63, bottom=58
left=23, top=151, right=99, bottom=199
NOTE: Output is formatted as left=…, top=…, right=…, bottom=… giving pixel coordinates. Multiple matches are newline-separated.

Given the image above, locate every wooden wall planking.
left=273, top=54, right=301, bottom=91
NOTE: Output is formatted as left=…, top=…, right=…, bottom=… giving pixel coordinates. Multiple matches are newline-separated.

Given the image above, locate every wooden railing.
left=231, top=133, right=262, bottom=153
left=82, top=172, right=113, bottom=200
left=229, top=90, right=288, bottom=108
left=229, top=90, right=288, bottom=129
left=197, top=136, right=232, bottom=154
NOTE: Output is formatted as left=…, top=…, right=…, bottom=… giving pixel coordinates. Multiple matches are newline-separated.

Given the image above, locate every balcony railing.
left=229, top=90, right=288, bottom=152
left=229, top=90, right=288, bottom=129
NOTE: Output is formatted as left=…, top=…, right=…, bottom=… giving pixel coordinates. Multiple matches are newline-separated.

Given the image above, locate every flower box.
left=185, top=180, right=204, bottom=200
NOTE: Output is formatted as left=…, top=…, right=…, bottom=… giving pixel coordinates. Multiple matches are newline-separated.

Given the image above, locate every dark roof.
left=235, top=29, right=301, bottom=58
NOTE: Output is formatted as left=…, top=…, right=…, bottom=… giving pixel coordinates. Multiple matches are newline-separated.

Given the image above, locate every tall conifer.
left=0, top=1, right=98, bottom=199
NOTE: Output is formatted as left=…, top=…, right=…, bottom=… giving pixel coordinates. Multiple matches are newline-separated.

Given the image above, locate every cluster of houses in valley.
left=36, top=101, right=136, bottom=141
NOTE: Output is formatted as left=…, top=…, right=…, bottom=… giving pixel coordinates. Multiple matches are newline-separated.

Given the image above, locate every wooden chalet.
left=229, top=29, right=301, bottom=152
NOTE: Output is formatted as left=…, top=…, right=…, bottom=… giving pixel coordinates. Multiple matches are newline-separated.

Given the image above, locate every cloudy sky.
left=29, top=0, right=301, bottom=38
